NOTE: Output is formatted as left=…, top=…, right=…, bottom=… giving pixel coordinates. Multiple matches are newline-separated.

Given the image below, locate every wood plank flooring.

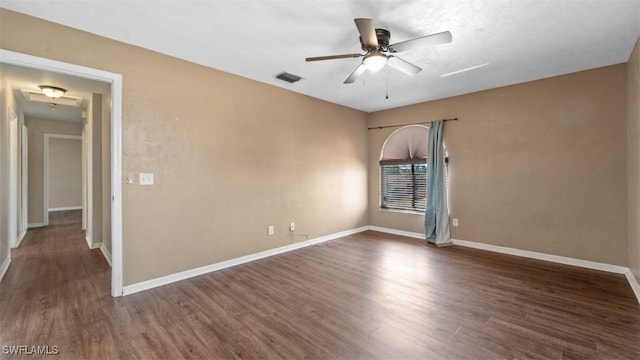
left=0, top=210, right=638, bottom=359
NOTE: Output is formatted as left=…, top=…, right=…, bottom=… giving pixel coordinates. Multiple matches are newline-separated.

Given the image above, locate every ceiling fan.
left=306, top=18, right=452, bottom=84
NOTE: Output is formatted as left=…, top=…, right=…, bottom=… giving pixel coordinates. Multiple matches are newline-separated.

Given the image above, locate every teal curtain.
left=424, top=120, right=452, bottom=246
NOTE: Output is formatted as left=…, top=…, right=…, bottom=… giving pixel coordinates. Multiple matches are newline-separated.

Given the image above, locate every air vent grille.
left=275, top=72, right=302, bottom=83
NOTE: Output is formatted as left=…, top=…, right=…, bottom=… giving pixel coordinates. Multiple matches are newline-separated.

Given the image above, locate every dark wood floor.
left=1, top=210, right=638, bottom=359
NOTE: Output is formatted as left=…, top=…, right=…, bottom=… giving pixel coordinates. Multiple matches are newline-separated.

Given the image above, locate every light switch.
left=139, top=173, right=154, bottom=186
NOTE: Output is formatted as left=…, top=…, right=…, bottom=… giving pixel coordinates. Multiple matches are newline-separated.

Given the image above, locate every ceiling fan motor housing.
left=360, top=28, right=391, bottom=52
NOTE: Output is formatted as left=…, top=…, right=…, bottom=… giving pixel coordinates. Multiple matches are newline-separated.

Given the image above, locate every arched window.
left=379, top=125, right=429, bottom=212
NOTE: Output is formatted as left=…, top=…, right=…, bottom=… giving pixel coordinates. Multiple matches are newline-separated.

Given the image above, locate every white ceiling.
left=2, top=0, right=639, bottom=112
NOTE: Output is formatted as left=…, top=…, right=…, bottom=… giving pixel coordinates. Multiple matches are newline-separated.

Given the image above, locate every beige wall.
left=368, top=65, right=628, bottom=266
left=48, top=137, right=82, bottom=209
left=628, top=36, right=640, bottom=281
left=25, top=117, right=83, bottom=225
left=0, top=10, right=368, bottom=285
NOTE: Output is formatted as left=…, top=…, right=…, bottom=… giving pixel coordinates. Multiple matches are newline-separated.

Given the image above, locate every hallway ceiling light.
left=39, top=85, right=67, bottom=99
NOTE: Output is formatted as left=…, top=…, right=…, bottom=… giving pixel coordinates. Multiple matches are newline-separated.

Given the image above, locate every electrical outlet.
left=268, top=226, right=274, bottom=236
left=139, top=172, right=154, bottom=185
left=452, top=218, right=459, bottom=227
left=289, top=222, right=295, bottom=231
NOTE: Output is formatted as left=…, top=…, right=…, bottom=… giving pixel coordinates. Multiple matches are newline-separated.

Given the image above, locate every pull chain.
left=385, top=67, right=389, bottom=99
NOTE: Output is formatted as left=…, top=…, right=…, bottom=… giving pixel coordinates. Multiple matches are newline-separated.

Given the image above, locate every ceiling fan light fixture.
left=363, top=52, right=387, bottom=72
left=39, top=85, right=67, bottom=99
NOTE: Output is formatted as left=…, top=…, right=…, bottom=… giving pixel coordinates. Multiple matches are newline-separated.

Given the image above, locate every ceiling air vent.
left=275, top=72, right=302, bottom=83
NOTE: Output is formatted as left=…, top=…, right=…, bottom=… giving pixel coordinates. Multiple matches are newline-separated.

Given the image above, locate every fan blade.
left=387, top=56, right=422, bottom=76
left=388, top=31, right=452, bottom=53
left=306, top=53, right=362, bottom=62
left=344, top=64, right=367, bottom=84
left=354, top=18, right=378, bottom=49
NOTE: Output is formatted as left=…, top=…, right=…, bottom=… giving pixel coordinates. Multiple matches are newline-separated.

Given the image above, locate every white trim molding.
left=27, top=223, right=46, bottom=228
left=122, top=226, right=369, bottom=296
left=451, top=238, right=629, bottom=274
left=0, top=255, right=11, bottom=283
left=100, top=244, right=112, bottom=267
left=85, top=234, right=101, bottom=250
left=16, top=231, right=27, bottom=248
left=624, top=269, right=640, bottom=302
left=369, top=226, right=424, bottom=240
left=8, top=109, right=18, bottom=249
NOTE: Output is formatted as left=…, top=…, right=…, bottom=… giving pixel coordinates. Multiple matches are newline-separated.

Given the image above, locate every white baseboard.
left=85, top=234, right=101, bottom=249
left=451, top=238, right=628, bottom=274
left=48, top=206, right=82, bottom=212
left=16, top=230, right=26, bottom=247
left=368, top=226, right=639, bottom=304
left=28, top=222, right=46, bottom=228
left=100, top=244, right=112, bottom=267
left=0, top=255, right=11, bottom=283
left=122, top=226, right=369, bottom=296
left=369, top=226, right=424, bottom=240
left=624, top=269, right=640, bottom=302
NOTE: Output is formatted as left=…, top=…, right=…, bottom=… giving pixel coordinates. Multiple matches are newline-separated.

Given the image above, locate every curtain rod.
left=367, top=117, right=458, bottom=130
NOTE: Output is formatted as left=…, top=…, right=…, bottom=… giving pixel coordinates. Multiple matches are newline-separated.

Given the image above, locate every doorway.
left=0, top=49, right=123, bottom=297
left=44, top=134, right=82, bottom=223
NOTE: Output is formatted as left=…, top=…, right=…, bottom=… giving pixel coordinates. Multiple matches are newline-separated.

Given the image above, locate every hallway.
left=0, top=210, right=115, bottom=358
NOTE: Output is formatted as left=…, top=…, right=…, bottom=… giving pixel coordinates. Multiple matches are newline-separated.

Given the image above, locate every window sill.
left=379, top=208, right=425, bottom=216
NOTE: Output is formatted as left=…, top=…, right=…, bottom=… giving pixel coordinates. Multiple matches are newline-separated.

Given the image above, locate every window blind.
left=380, top=162, right=427, bottom=211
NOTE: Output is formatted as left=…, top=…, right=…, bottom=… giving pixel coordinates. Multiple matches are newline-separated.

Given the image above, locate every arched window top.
left=380, top=125, right=429, bottom=162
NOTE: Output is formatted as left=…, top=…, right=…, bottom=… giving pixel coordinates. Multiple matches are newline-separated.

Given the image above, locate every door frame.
left=8, top=106, right=18, bottom=248
left=0, top=49, right=124, bottom=297
left=19, top=124, right=28, bottom=244
left=43, top=134, right=82, bottom=224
